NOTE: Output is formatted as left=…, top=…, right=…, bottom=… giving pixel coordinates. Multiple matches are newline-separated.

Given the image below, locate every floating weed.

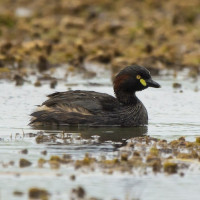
left=13, top=191, right=23, bottom=196
left=196, top=137, right=200, bottom=144
left=149, top=146, right=159, bottom=156
left=19, top=158, right=32, bottom=168
left=49, top=160, right=60, bottom=169
left=7, top=132, right=200, bottom=175
left=38, top=158, right=46, bottom=168
left=29, top=187, right=49, bottom=200
left=0, top=14, right=16, bottom=28
left=163, top=162, right=178, bottom=174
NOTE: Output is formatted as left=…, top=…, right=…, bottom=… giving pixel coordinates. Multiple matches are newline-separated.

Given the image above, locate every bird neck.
left=115, top=90, right=138, bottom=105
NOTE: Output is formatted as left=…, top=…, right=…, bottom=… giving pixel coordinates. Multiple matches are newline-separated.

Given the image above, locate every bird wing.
left=41, top=90, right=120, bottom=114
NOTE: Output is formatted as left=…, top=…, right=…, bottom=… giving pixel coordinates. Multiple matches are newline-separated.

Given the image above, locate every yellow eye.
left=136, top=75, right=141, bottom=79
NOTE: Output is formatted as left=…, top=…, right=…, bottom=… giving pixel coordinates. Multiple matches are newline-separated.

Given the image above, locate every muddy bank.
left=0, top=0, right=200, bottom=83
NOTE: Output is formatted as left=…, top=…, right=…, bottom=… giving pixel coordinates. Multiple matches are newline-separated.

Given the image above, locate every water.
left=0, top=67, right=200, bottom=200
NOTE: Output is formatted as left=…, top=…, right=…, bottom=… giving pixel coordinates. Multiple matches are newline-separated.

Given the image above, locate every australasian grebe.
left=30, top=65, right=160, bottom=126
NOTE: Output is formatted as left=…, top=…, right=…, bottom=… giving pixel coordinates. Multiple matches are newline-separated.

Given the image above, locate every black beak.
left=146, top=78, right=161, bottom=88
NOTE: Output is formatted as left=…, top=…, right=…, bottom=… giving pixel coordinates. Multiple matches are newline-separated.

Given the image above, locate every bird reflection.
left=33, top=125, right=148, bottom=143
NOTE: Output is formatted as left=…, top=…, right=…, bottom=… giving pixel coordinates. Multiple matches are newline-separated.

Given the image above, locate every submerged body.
left=30, top=65, right=160, bottom=127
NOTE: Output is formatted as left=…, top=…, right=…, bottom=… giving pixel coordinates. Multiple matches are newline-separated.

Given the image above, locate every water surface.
left=0, top=67, right=199, bottom=199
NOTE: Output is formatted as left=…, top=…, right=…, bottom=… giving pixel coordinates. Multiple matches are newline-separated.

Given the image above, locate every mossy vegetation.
left=163, top=162, right=178, bottom=174
left=19, top=158, right=32, bottom=168
left=29, top=187, right=49, bottom=200
left=0, top=0, right=199, bottom=82
left=32, top=134, right=200, bottom=174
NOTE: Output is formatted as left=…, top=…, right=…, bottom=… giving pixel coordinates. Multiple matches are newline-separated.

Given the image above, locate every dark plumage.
left=30, top=65, right=160, bottom=127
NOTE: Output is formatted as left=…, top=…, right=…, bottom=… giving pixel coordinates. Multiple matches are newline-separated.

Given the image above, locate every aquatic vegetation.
left=33, top=133, right=200, bottom=175
left=71, top=186, right=86, bottom=199
left=19, top=158, right=32, bottom=168
left=38, top=158, right=46, bottom=168
left=0, top=14, right=16, bottom=28
left=75, top=153, right=96, bottom=169
left=196, top=137, right=200, bottom=144
left=0, top=0, right=199, bottom=83
left=20, top=148, right=28, bottom=154
left=2, top=129, right=200, bottom=199
left=29, top=187, right=49, bottom=200
left=163, top=162, right=178, bottom=174
left=173, top=82, right=182, bottom=89
left=13, top=190, right=23, bottom=197
left=49, top=160, right=60, bottom=169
